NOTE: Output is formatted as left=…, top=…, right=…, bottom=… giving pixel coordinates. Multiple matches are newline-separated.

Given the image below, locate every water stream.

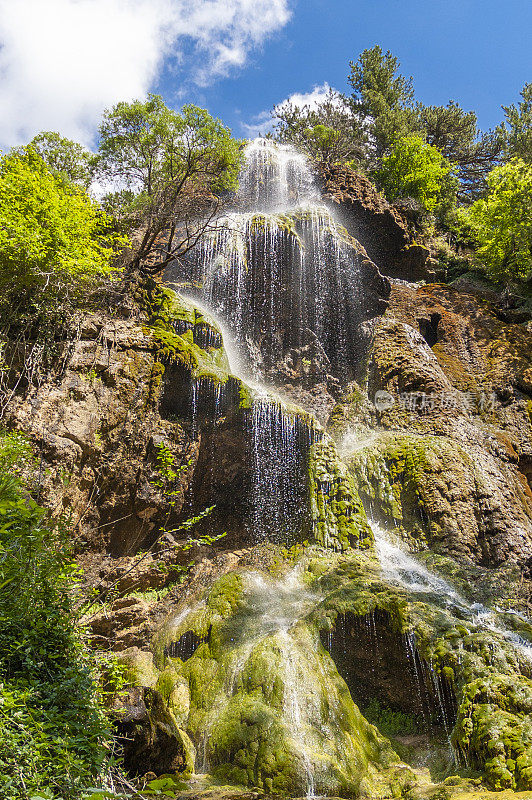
left=371, top=520, right=532, bottom=663
left=173, top=137, right=364, bottom=378
left=197, top=565, right=323, bottom=796
left=162, top=140, right=532, bottom=795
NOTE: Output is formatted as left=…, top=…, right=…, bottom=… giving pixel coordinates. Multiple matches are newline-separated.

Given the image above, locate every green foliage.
left=376, top=134, right=457, bottom=213
left=418, top=102, right=502, bottom=201
left=27, top=131, right=93, bottom=188
left=274, top=46, right=500, bottom=205
left=95, top=94, right=243, bottom=273
left=467, top=158, right=532, bottom=282
left=502, top=82, right=532, bottom=162
left=97, top=95, right=242, bottom=196
left=0, top=430, right=111, bottom=799
left=151, top=443, right=191, bottom=511
left=0, top=148, right=125, bottom=327
left=364, top=698, right=420, bottom=737
left=273, top=89, right=366, bottom=166
left=348, top=45, right=418, bottom=161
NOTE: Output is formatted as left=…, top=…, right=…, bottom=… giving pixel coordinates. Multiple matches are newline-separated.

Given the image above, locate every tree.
left=28, top=131, right=93, bottom=188
left=273, top=89, right=366, bottom=166
left=418, top=102, right=502, bottom=200
left=94, top=94, right=244, bottom=274
left=348, top=46, right=418, bottom=162
left=502, top=82, right=532, bottom=162
left=468, top=158, right=532, bottom=282
left=0, top=148, right=124, bottom=328
left=375, top=134, right=457, bottom=213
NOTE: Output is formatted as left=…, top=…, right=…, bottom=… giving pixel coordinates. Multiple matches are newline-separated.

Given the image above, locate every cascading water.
left=371, top=520, right=532, bottom=663
left=249, top=397, right=314, bottom=543
left=155, top=139, right=532, bottom=796
left=174, top=138, right=364, bottom=378
left=186, top=564, right=374, bottom=798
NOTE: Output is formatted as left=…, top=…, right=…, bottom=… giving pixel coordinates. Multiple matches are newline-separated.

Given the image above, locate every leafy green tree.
left=375, top=134, right=457, bottom=213
left=502, top=82, right=532, bottom=162
left=28, top=130, right=93, bottom=187
left=0, top=431, right=110, bottom=799
left=273, top=89, right=366, bottom=166
left=348, top=46, right=418, bottom=162
left=0, top=147, right=124, bottom=328
left=95, top=94, right=244, bottom=273
left=418, top=101, right=502, bottom=200
left=468, top=158, right=532, bottom=282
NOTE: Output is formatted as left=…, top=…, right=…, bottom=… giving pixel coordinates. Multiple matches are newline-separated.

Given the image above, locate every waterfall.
left=249, top=397, right=314, bottom=543
left=239, top=137, right=319, bottom=210
left=175, top=138, right=364, bottom=378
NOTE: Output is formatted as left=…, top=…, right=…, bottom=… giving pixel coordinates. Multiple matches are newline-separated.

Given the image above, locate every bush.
left=375, top=134, right=457, bottom=213
left=467, top=158, right=532, bottom=282
left=0, top=431, right=111, bottom=799
left=0, top=148, right=125, bottom=330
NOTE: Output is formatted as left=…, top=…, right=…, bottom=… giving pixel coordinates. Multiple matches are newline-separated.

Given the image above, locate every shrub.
left=375, top=134, right=457, bottom=213
left=467, top=158, right=532, bottom=282
left=0, top=431, right=111, bottom=799
left=0, top=148, right=125, bottom=329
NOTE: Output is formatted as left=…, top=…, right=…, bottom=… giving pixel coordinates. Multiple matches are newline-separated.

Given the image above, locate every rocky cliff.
left=5, top=141, right=532, bottom=799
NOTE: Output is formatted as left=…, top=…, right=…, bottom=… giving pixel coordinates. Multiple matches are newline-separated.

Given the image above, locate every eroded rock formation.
left=5, top=140, right=532, bottom=798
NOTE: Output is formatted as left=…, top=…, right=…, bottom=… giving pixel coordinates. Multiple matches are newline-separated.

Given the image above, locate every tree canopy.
left=375, top=134, right=457, bottom=213
left=502, top=82, right=532, bottom=162
left=27, top=131, right=93, bottom=188
left=95, top=94, right=244, bottom=272
left=467, top=158, right=532, bottom=282
left=274, top=89, right=366, bottom=166
left=0, top=147, right=124, bottom=326
left=348, top=45, right=418, bottom=162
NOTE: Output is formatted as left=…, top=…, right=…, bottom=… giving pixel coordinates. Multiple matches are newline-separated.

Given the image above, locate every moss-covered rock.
left=150, top=566, right=416, bottom=797
left=306, top=545, right=532, bottom=792
left=309, top=437, right=372, bottom=551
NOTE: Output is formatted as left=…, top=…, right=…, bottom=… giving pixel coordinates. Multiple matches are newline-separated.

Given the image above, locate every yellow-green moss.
left=309, top=437, right=372, bottom=551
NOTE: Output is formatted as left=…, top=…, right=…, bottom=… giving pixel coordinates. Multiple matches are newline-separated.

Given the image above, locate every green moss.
left=348, top=432, right=478, bottom=548
left=118, top=648, right=160, bottom=688
left=306, top=544, right=532, bottom=792
left=364, top=698, right=422, bottom=737
left=308, top=437, right=372, bottom=551
left=149, top=565, right=416, bottom=796
left=207, top=573, right=244, bottom=619
left=141, top=284, right=232, bottom=383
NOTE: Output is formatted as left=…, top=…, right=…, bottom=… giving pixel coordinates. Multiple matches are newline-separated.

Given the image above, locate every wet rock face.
left=7, top=140, right=532, bottom=796
left=319, top=164, right=434, bottom=281
left=169, top=141, right=391, bottom=388
left=310, top=547, right=532, bottom=793
left=112, top=686, right=194, bottom=777
left=332, top=281, right=532, bottom=570
left=320, top=610, right=457, bottom=728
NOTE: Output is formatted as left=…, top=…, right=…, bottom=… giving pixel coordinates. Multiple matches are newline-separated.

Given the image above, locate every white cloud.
left=275, top=82, right=337, bottom=113
left=241, top=110, right=276, bottom=139
left=242, top=82, right=340, bottom=139
left=0, top=0, right=291, bottom=149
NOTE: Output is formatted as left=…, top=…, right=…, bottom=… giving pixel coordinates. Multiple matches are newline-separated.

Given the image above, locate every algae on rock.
left=309, top=436, right=372, bottom=551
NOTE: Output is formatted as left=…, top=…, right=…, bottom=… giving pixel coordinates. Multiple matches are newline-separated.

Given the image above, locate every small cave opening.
left=321, top=610, right=457, bottom=736
left=165, top=628, right=210, bottom=661
left=417, top=313, right=441, bottom=348
left=518, top=453, right=532, bottom=493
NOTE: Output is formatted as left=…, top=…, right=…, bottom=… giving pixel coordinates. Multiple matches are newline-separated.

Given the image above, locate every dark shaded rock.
left=320, top=163, right=425, bottom=281
left=112, top=687, right=193, bottom=777
left=321, top=610, right=456, bottom=728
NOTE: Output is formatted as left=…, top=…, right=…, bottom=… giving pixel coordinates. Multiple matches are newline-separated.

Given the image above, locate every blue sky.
left=0, top=0, right=530, bottom=149
left=179, top=0, right=532, bottom=136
